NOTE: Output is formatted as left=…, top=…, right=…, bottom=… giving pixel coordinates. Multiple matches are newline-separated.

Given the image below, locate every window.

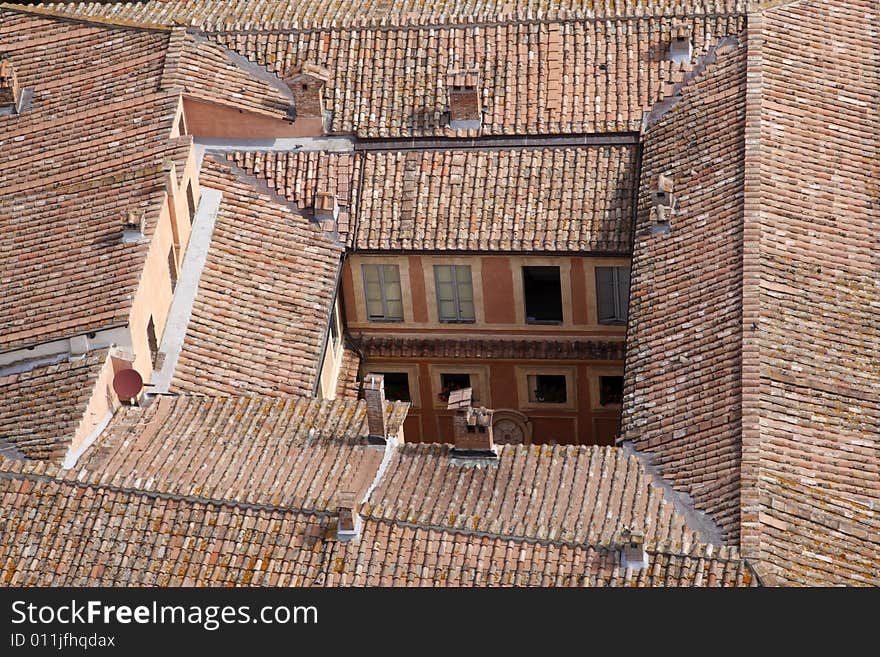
left=167, top=247, right=178, bottom=293
left=434, top=265, right=475, bottom=322
left=522, top=266, right=563, bottom=324
left=186, top=181, right=197, bottom=222
left=329, top=304, right=341, bottom=346
left=377, top=372, right=411, bottom=402
left=528, top=374, right=568, bottom=404
left=599, top=376, right=624, bottom=406
left=439, top=372, right=471, bottom=403
left=146, top=316, right=159, bottom=369
left=362, top=264, right=404, bottom=321
left=596, top=266, right=630, bottom=325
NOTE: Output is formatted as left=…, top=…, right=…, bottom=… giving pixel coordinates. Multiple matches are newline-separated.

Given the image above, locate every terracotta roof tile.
left=365, top=443, right=708, bottom=551
left=212, top=13, right=745, bottom=137
left=0, top=350, right=110, bottom=461
left=0, top=9, right=179, bottom=350
left=334, top=345, right=362, bottom=400
left=161, top=27, right=290, bottom=118
left=71, top=395, right=408, bottom=510
left=356, top=335, right=625, bottom=361
left=622, top=38, right=747, bottom=541
left=170, top=156, right=343, bottom=396
left=356, top=145, right=636, bottom=251
left=37, top=1, right=751, bottom=29
left=0, top=466, right=754, bottom=586
left=228, top=150, right=360, bottom=245
left=745, top=0, right=880, bottom=586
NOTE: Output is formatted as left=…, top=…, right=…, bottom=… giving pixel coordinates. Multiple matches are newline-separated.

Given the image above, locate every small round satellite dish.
left=113, top=368, right=143, bottom=400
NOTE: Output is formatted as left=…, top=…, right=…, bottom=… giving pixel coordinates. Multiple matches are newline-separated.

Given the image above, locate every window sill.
left=367, top=318, right=404, bottom=323
left=526, top=319, right=564, bottom=326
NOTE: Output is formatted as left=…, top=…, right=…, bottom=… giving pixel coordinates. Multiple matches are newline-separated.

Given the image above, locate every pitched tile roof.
left=214, top=12, right=745, bottom=137
left=365, top=443, right=709, bottom=550
left=0, top=350, right=111, bottom=461
left=355, top=145, right=636, bottom=252
left=334, top=345, right=362, bottom=400
left=33, top=1, right=750, bottom=31
left=70, top=395, right=408, bottom=510
left=0, top=8, right=179, bottom=350
left=227, top=150, right=360, bottom=245
left=170, top=155, right=344, bottom=396
left=741, top=0, right=879, bottom=586
left=229, top=144, right=636, bottom=253
left=0, top=462, right=755, bottom=586
left=623, top=0, right=879, bottom=585
left=161, top=27, right=290, bottom=118
left=622, top=38, right=747, bottom=541
left=356, top=336, right=626, bottom=361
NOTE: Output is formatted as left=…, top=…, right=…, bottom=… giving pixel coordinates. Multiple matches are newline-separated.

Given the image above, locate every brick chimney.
left=0, top=60, right=21, bottom=113
left=284, top=62, right=331, bottom=121
left=314, top=191, right=339, bottom=229
left=447, top=388, right=497, bottom=459
left=446, top=69, right=482, bottom=131
left=335, top=491, right=360, bottom=542
left=363, top=373, right=387, bottom=445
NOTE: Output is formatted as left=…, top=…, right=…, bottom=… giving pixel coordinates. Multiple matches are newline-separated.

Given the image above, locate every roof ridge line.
left=0, top=2, right=172, bottom=32
left=0, top=467, right=333, bottom=519
left=206, top=8, right=750, bottom=37
left=365, top=516, right=746, bottom=563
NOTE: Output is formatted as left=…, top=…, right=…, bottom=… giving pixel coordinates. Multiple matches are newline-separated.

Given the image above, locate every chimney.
left=0, top=60, right=21, bottom=114
left=446, top=69, right=482, bottom=132
left=448, top=388, right=497, bottom=459
left=121, top=209, right=146, bottom=243
left=619, top=527, right=648, bottom=570
left=284, top=62, right=331, bottom=123
left=314, top=191, right=339, bottom=229
left=335, top=491, right=360, bottom=542
left=363, top=373, right=387, bottom=445
left=652, top=172, right=675, bottom=210
left=668, top=22, right=693, bottom=65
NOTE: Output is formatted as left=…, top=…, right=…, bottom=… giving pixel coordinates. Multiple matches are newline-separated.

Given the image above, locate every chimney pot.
left=363, top=373, right=387, bottom=445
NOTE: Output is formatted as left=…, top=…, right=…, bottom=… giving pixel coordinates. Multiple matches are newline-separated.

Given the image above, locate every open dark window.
left=167, top=247, right=178, bottom=293
left=529, top=374, right=567, bottom=404
left=439, top=372, right=471, bottom=403
left=379, top=372, right=411, bottom=402
left=523, top=267, right=562, bottom=324
left=522, top=266, right=563, bottom=324
left=599, top=376, right=624, bottom=406
left=596, top=266, right=630, bottom=325
left=186, top=181, right=197, bottom=222
left=146, top=316, right=159, bottom=369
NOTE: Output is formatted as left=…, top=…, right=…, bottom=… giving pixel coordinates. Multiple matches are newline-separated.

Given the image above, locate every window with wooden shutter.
left=596, top=266, right=630, bottom=325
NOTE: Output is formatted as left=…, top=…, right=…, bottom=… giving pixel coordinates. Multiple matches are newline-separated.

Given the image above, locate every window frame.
left=433, top=264, right=475, bottom=323
left=528, top=374, right=569, bottom=405
left=362, top=263, right=404, bottom=322
left=515, top=365, right=577, bottom=411
left=521, top=265, right=564, bottom=325
left=595, top=266, right=630, bottom=325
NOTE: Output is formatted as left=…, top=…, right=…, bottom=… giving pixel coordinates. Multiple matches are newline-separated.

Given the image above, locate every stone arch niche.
left=491, top=410, right=532, bottom=446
